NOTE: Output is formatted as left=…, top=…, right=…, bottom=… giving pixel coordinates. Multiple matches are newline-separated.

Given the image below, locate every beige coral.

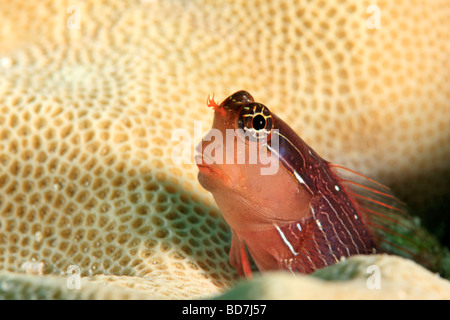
left=218, top=255, right=450, bottom=300
left=0, top=0, right=449, bottom=299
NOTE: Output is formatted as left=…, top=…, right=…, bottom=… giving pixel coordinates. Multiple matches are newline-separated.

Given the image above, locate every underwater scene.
left=0, top=0, right=449, bottom=302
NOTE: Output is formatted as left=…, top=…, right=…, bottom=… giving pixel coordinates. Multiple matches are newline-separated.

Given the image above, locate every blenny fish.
left=196, top=90, right=448, bottom=279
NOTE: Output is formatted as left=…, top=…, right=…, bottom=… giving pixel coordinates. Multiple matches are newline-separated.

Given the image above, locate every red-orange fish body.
left=197, top=90, right=447, bottom=278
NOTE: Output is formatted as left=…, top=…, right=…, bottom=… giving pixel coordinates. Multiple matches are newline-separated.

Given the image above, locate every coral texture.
left=218, top=255, right=450, bottom=300
left=0, top=0, right=449, bottom=299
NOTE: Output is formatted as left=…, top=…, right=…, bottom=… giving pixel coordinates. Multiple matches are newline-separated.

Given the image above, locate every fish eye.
left=237, top=103, right=273, bottom=141
left=252, top=114, right=266, bottom=131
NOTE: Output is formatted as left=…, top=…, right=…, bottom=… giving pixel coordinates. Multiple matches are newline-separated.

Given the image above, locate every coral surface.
left=218, top=255, right=450, bottom=300
left=0, top=0, right=449, bottom=299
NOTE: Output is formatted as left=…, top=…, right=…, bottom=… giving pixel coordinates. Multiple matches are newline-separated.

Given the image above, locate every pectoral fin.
left=229, top=232, right=253, bottom=279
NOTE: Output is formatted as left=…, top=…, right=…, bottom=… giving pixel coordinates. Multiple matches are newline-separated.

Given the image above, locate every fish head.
left=196, top=91, right=311, bottom=231
left=196, top=90, right=274, bottom=189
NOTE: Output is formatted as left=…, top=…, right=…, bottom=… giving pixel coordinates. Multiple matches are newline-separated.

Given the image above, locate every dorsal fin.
left=329, top=164, right=445, bottom=274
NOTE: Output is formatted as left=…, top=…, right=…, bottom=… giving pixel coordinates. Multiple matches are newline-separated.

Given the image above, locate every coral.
left=217, top=255, right=450, bottom=300
left=0, top=0, right=449, bottom=299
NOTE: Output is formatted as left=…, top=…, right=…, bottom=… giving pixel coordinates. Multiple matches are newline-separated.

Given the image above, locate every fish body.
left=196, top=91, right=448, bottom=278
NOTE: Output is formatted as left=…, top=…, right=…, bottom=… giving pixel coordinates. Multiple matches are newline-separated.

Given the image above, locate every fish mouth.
left=195, top=154, right=229, bottom=181
left=195, top=154, right=219, bottom=173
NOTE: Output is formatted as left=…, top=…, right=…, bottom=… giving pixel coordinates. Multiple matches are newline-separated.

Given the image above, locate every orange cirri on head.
left=206, top=93, right=227, bottom=116
left=206, top=93, right=217, bottom=109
